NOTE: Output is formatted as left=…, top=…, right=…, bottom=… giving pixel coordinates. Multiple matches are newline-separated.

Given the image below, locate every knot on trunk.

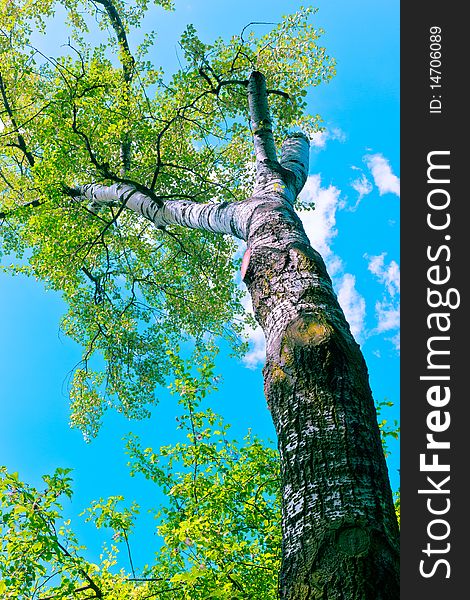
left=283, top=519, right=399, bottom=600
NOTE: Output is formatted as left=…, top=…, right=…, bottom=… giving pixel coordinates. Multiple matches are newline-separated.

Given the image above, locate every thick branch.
left=68, top=71, right=311, bottom=237
left=70, top=182, right=257, bottom=240
left=246, top=72, right=309, bottom=200
left=247, top=71, right=277, bottom=170
left=0, top=199, right=42, bottom=220
left=280, top=133, right=310, bottom=195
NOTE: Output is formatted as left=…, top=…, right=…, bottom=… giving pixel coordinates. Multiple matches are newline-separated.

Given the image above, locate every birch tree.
left=0, top=1, right=399, bottom=598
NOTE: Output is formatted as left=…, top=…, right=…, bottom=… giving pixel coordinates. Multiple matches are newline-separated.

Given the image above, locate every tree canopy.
left=0, top=1, right=400, bottom=598
left=0, top=0, right=334, bottom=439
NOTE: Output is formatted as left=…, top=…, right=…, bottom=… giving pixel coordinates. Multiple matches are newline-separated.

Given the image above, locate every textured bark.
left=74, top=71, right=400, bottom=598
left=242, top=74, right=399, bottom=599
left=74, top=181, right=258, bottom=239
left=243, top=208, right=399, bottom=599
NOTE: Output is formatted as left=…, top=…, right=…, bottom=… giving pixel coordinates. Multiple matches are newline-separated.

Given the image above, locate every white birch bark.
left=76, top=181, right=257, bottom=240
left=73, top=74, right=309, bottom=241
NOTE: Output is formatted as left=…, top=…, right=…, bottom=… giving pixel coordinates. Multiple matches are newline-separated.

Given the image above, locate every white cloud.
left=375, top=300, right=400, bottom=333
left=351, top=174, right=373, bottom=198
left=299, top=176, right=367, bottom=342
left=366, top=253, right=400, bottom=297
left=298, top=174, right=343, bottom=275
left=337, top=274, right=366, bottom=341
left=242, top=325, right=266, bottom=369
left=331, top=127, right=347, bottom=143
left=365, top=253, right=400, bottom=350
left=310, top=126, right=346, bottom=149
left=388, top=332, right=400, bottom=352
left=365, top=153, right=400, bottom=197
left=310, top=130, right=328, bottom=149
left=349, top=173, right=373, bottom=210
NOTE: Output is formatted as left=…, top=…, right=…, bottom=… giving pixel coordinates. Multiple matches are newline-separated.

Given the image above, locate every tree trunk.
left=242, top=71, right=400, bottom=599
left=243, top=203, right=399, bottom=599
left=73, top=71, right=400, bottom=599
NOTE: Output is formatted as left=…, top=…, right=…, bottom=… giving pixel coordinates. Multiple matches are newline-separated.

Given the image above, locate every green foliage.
left=125, top=346, right=281, bottom=597
left=376, top=400, right=400, bottom=527
left=0, top=0, right=335, bottom=439
left=0, top=359, right=398, bottom=598
left=0, top=393, right=281, bottom=597
left=0, top=466, right=101, bottom=599
left=375, top=399, right=400, bottom=459
left=126, top=422, right=280, bottom=598
left=82, top=496, right=139, bottom=540
left=394, top=490, right=400, bottom=528
left=0, top=4, right=400, bottom=597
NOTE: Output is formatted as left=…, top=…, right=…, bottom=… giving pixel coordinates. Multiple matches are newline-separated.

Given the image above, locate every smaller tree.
left=0, top=360, right=284, bottom=598
left=0, top=353, right=400, bottom=599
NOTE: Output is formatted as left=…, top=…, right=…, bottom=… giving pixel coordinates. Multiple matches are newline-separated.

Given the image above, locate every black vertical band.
left=401, top=3, right=467, bottom=597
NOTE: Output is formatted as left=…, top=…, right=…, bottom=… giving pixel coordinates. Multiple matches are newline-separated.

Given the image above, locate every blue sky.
left=0, top=0, right=399, bottom=573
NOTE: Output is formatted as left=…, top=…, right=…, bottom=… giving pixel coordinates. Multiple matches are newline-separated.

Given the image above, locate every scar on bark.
left=240, top=247, right=251, bottom=279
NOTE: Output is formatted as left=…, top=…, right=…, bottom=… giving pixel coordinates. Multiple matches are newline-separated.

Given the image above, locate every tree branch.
left=65, top=70, right=309, bottom=237
left=149, top=77, right=248, bottom=191
left=71, top=104, right=116, bottom=179
left=266, top=88, right=290, bottom=100
left=93, top=0, right=136, bottom=174
left=122, top=529, right=136, bottom=579
left=93, top=0, right=135, bottom=84
left=27, top=502, right=103, bottom=599
left=0, top=199, right=42, bottom=220
left=0, top=69, right=35, bottom=167
left=279, top=132, right=310, bottom=195
left=67, top=182, right=258, bottom=240
left=247, top=71, right=277, bottom=167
